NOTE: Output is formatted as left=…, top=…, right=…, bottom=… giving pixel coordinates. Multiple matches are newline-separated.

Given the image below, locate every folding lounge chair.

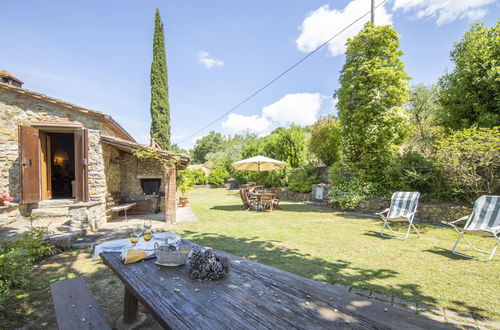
left=376, top=191, right=421, bottom=240
left=442, top=195, right=500, bottom=262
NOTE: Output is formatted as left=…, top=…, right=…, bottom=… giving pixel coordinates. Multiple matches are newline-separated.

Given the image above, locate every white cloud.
left=296, top=0, right=392, bottom=56
left=221, top=114, right=272, bottom=135
left=196, top=51, right=224, bottom=68
left=393, top=0, right=495, bottom=25
left=262, top=93, right=323, bottom=126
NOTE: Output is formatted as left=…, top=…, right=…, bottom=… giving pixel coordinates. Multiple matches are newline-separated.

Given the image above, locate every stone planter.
left=179, top=197, right=190, bottom=207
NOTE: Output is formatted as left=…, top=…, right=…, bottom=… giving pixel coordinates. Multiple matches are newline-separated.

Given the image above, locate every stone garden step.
left=37, top=199, right=77, bottom=208
left=31, top=207, right=70, bottom=218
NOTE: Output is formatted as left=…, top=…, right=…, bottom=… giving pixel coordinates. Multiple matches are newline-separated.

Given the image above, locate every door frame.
left=20, top=123, right=88, bottom=203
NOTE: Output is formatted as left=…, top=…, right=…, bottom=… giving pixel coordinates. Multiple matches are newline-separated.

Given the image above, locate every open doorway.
left=40, top=132, right=75, bottom=199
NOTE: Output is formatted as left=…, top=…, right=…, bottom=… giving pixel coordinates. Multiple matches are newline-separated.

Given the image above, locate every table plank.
left=100, top=241, right=453, bottom=330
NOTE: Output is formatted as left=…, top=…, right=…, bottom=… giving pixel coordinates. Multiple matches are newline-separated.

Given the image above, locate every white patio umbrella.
left=232, top=155, right=288, bottom=173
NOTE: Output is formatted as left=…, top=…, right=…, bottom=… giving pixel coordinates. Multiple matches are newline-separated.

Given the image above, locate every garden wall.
left=355, top=198, right=472, bottom=224
left=282, top=188, right=471, bottom=224
left=0, top=203, right=22, bottom=226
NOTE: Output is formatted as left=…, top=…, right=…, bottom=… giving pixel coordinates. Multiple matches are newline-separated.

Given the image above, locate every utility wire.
left=176, top=0, right=387, bottom=145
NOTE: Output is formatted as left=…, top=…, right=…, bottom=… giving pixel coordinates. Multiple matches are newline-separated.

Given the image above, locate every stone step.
left=45, top=229, right=85, bottom=250
left=38, top=199, right=77, bottom=208
left=31, top=207, right=70, bottom=218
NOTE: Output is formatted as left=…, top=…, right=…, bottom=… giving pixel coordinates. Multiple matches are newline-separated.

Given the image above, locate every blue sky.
left=1, top=0, right=498, bottom=149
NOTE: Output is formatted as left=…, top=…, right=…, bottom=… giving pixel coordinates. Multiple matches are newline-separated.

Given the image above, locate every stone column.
left=165, top=167, right=177, bottom=223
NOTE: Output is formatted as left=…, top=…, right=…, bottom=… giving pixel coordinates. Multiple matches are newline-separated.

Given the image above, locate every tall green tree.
left=150, top=8, right=170, bottom=149
left=191, top=131, right=224, bottom=164
left=335, top=23, right=410, bottom=180
left=438, top=22, right=500, bottom=130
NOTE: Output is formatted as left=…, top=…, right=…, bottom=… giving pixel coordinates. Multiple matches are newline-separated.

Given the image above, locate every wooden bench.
left=50, top=276, right=111, bottom=330
left=106, top=193, right=137, bottom=221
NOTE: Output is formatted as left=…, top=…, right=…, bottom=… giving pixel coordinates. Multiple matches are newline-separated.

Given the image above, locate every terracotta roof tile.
left=0, top=70, right=24, bottom=84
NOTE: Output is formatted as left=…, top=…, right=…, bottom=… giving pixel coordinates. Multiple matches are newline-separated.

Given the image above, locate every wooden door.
left=74, top=129, right=89, bottom=202
left=40, top=132, right=52, bottom=200
left=20, top=126, right=41, bottom=203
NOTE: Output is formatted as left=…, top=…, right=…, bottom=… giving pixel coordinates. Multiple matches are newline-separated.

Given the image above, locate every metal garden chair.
left=442, top=195, right=500, bottom=262
left=376, top=191, right=421, bottom=240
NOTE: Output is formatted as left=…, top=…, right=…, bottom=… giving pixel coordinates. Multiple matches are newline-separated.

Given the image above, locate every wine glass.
left=133, top=225, right=143, bottom=239
left=143, top=220, right=153, bottom=241
left=129, top=232, right=139, bottom=244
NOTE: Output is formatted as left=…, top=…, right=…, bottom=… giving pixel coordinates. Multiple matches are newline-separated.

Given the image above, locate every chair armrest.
left=375, top=208, right=390, bottom=216
left=441, top=215, right=469, bottom=227
left=449, top=215, right=469, bottom=224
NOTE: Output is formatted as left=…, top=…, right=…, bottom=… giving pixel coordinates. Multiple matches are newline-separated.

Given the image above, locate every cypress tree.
left=150, top=8, right=170, bottom=149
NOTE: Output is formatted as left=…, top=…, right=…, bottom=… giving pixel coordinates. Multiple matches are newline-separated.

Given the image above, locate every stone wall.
left=0, top=203, right=22, bottom=226
left=354, top=198, right=472, bottom=223
left=0, top=88, right=117, bottom=202
left=102, top=144, right=122, bottom=194
left=0, top=87, right=128, bottom=228
left=119, top=153, right=167, bottom=213
left=282, top=189, right=312, bottom=201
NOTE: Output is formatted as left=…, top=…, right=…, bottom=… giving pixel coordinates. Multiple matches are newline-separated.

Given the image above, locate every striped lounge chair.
left=376, top=192, right=421, bottom=240
left=442, top=195, right=500, bottom=262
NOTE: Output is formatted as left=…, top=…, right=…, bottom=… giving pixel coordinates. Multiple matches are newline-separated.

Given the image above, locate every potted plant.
left=0, top=190, right=14, bottom=206
left=178, top=177, right=194, bottom=207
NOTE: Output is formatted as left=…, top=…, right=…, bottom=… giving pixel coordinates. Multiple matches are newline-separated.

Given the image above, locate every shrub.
left=432, top=126, right=500, bottom=201
left=328, top=176, right=382, bottom=209
left=16, top=227, right=55, bottom=262
left=387, top=149, right=436, bottom=195
left=0, top=226, right=55, bottom=298
left=0, top=240, right=30, bottom=298
left=208, top=166, right=230, bottom=186
left=309, top=115, right=341, bottom=166
left=287, top=168, right=319, bottom=193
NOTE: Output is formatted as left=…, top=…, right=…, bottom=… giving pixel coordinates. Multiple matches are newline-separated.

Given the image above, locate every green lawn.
left=176, top=188, right=500, bottom=320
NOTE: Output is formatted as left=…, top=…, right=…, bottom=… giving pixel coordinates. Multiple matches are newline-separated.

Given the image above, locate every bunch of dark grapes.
left=189, top=248, right=231, bottom=280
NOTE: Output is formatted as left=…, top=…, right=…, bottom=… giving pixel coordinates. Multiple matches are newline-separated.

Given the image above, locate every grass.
left=175, top=188, right=500, bottom=320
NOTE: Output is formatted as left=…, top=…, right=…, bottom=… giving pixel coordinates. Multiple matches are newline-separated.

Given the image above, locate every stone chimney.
left=0, top=70, right=23, bottom=88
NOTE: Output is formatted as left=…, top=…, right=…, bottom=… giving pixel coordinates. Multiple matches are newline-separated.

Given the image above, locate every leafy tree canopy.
left=191, top=131, right=224, bottom=163
left=309, top=115, right=341, bottom=166
left=335, top=22, right=410, bottom=180
left=438, top=22, right=500, bottom=130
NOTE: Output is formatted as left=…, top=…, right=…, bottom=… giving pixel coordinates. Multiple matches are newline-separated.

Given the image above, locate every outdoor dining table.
left=248, top=191, right=275, bottom=211
left=100, top=240, right=452, bottom=329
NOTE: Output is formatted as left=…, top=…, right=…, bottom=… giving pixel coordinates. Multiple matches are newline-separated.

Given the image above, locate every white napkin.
left=93, top=232, right=177, bottom=260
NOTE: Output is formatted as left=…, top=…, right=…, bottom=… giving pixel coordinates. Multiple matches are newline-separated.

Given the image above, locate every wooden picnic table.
left=248, top=191, right=275, bottom=211
left=100, top=240, right=452, bottom=330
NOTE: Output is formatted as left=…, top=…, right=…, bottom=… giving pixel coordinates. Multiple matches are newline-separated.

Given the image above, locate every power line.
left=176, top=0, right=387, bottom=145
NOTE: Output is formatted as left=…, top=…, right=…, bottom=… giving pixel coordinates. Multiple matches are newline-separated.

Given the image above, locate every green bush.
left=0, top=226, right=55, bottom=298
left=387, top=149, right=436, bottom=195
left=0, top=240, right=30, bottom=298
left=178, top=168, right=208, bottom=185
left=328, top=176, right=383, bottom=209
left=16, top=227, right=55, bottom=262
left=309, top=115, right=341, bottom=166
left=287, top=168, right=319, bottom=193
left=208, top=166, right=230, bottom=186
left=432, top=126, right=500, bottom=201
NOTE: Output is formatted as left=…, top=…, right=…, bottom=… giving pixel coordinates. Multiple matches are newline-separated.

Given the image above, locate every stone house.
left=0, top=73, right=189, bottom=230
